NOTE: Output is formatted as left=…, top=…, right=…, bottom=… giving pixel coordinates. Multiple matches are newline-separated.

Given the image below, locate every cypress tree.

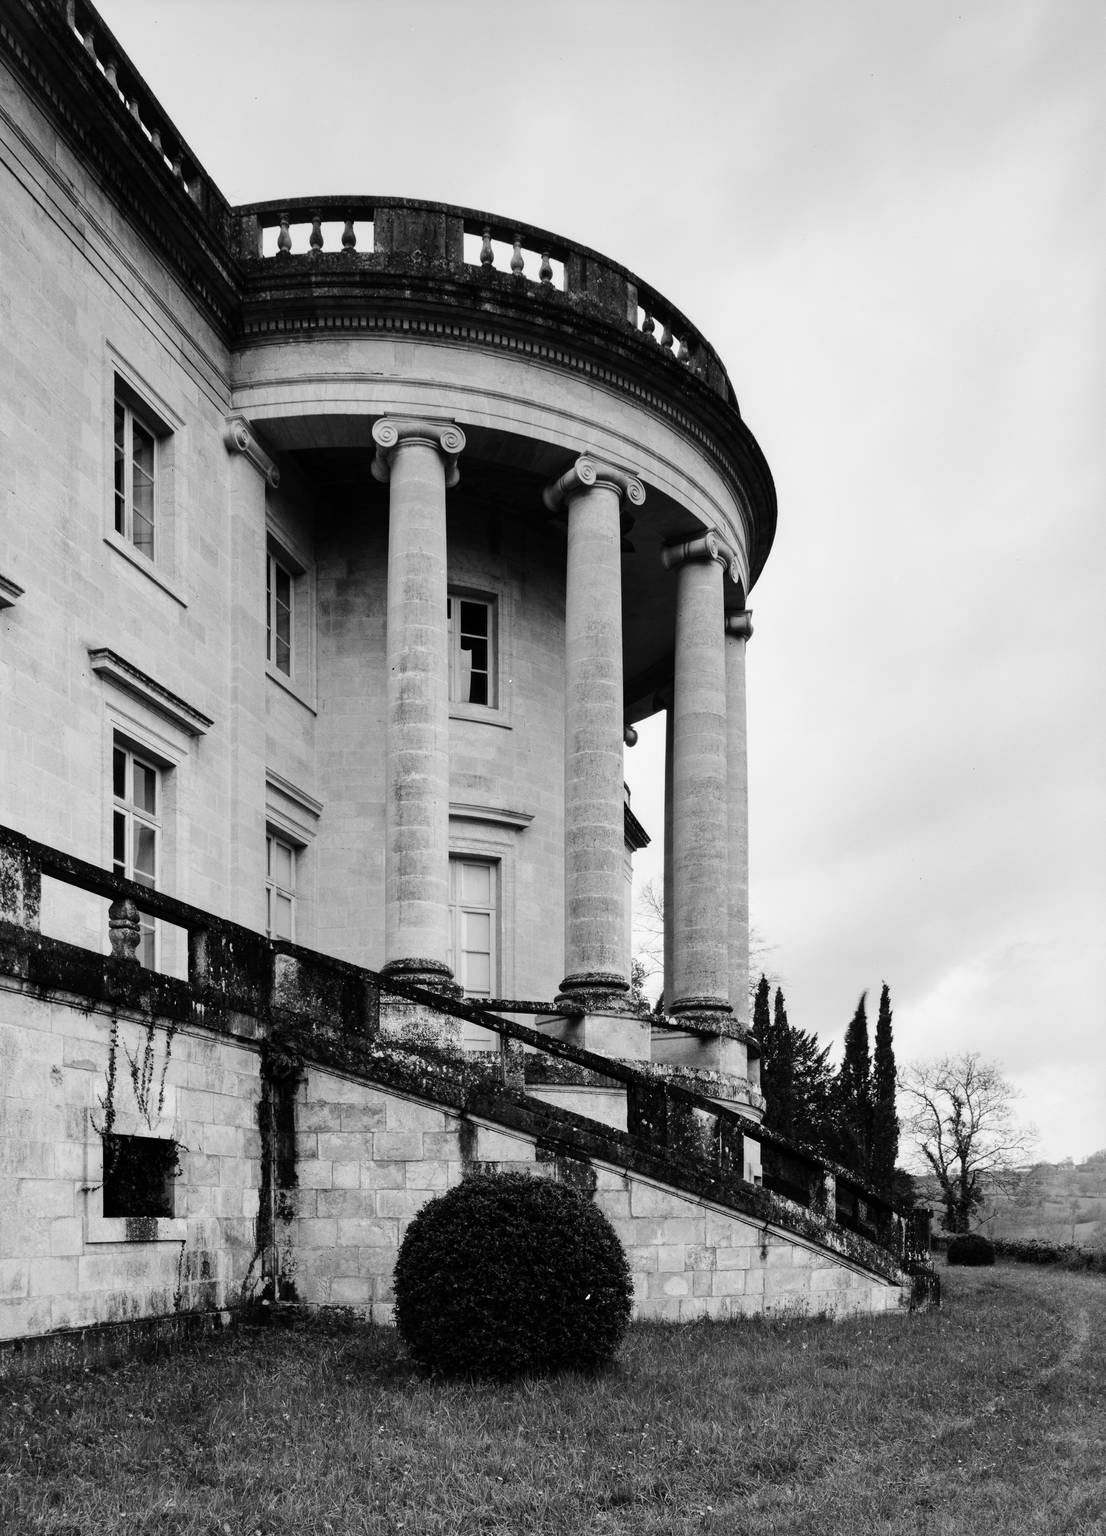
left=752, top=974, right=771, bottom=1048
left=791, top=1025, right=835, bottom=1157
left=762, top=986, right=798, bottom=1138
left=834, top=993, right=872, bottom=1178
left=870, top=982, right=899, bottom=1198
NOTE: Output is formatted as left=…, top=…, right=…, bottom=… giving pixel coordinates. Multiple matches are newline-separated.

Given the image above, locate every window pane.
left=137, top=922, right=156, bottom=969
left=133, top=823, right=157, bottom=884
left=463, top=952, right=491, bottom=994
left=112, top=809, right=126, bottom=874
left=133, top=760, right=157, bottom=814
left=463, top=911, right=491, bottom=951
left=113, top=746, right=126, bottom=800
left=273, top=893, right=294, bottom=940
left=460, top=601, right=487, bottom=638
left=275, top=634, right=291, bottom=674
left=272, top=841, right=293, bottom=890
left=114, top=425, right=126, bottom=535
left=131, top=420, right=155, bottom=481
left=461, top=863, right=491, bottom=904
left=463, top=637, right=487, bottom=674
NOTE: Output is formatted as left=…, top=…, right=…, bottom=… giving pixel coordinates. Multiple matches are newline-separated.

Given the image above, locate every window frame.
left=112, top=736, right=162, bottom=968
left=265, top=829, right=299, bottom=941
left=113, top=392, right=159, bottom=559
left=104, top=361, right=184, bottom=601
left=266, top=547, right=295, bottom=678
left=447, top=591, right=497, bottom=711
left=448, top=855, right=499, bottom=999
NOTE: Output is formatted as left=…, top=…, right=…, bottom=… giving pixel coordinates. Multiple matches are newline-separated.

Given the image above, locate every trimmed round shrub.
left=393, top=1171, right=633, bottom=1377
left=947, top=1232, right=996, bottom=1267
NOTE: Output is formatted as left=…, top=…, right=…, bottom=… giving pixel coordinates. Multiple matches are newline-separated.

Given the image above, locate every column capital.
left=661, top=532, right=740, bottom=587
left=223, top=414, right=280, bottom=488
left=542, top=454, right=646, bottom=514
left=725, top=608, right=754, bottom=641
left=371, top=417, right=466, bottom=488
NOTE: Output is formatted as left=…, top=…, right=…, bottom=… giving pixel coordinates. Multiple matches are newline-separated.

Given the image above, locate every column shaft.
left=725, top=613, right=752, bottom=1021
left=670, top=554, right=730, bottom=1016
left=373, top=422, right=463, bottom=986
left=561, top=480, right=628, bottom=994
left=663, top=701, right=675, bottom=999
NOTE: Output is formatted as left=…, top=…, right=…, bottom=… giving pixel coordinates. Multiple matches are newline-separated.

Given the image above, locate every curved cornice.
left=235, top=279, right=777, bottom=587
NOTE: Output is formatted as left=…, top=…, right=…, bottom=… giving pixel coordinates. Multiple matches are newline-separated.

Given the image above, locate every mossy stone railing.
left=0, top=823, right=927, bottom=1274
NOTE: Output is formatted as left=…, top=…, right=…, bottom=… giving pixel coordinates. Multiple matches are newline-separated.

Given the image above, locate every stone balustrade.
left=62, top=0, right=216, bottom=215
left=231, top=195, right=727, bottom=394
left=0, top=822, right=925, bottom=1276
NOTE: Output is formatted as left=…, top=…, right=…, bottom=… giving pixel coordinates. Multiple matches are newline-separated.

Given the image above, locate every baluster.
left=66, top=0, right=78, bottom=30
left=660, top=321, right=673, bottom=351
left=128, top=93, right=143, bottom=125
left=677, top=338, right=690, bottom=364
left=480, top=227, right=494, bottom=266
left=642, top=312, right=656, bottom=342
left=510, top=234, right=524, bottom=275
left=309, top=216, right=323, bottom=254
left=341, top=219, right=357, bottom=251
left=103, top=57, right=118, bottom=91
left=539, top=252, right=553, bottom=285
left=277, top=215, right=292, bottom=257
left=108, top=898, right=142, bottom=963
left=82, top=24, right=97, bottom=58
left=149, top=126, right=163, bottom=155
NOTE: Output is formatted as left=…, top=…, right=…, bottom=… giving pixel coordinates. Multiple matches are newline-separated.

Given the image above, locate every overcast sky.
left=95, top=0, right=1105, bottom=1162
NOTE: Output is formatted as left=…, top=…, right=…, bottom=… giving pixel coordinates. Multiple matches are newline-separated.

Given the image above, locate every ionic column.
left=371, top=417, right=466, bottom=989
left=661, top=533, right=739, bottom=1025
left=544, top=455, right=645, bottom=1004
left=725, top=609, right=753, bottom=1022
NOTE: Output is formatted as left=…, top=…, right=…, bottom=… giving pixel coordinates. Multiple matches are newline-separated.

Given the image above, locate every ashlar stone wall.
left=294, top=1065, right=906, bottom=1324
left=1, top=981, right=905, bottom=1352
left=0, top=987, right=261, bottom=1342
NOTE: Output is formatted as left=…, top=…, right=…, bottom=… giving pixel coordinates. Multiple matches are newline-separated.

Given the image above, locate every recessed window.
left=448, top=595, right=495, bottom=707
left=448, top=857, right=497, bottom=996
left=102, top=1133, right=179, bottom=1218
left=266, top=832, right=297, bottom=940
left=112, top=737, right=160, bottom=966
left=113, top=391, right=159, bottom=559
left=267, top=548, right=294, bottom=676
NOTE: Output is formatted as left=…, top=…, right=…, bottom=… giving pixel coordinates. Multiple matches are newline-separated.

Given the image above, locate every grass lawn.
left=2, top=1262, right=1104, bottom=1535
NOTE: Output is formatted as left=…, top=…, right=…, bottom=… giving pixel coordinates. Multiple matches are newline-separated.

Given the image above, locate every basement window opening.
left=101, top=1133, right=179, bottom=1218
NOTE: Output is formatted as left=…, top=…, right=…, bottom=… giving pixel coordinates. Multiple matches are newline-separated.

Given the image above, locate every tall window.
left=448, top=595, right=495, bottom=707
left=112, top=739, right=159, bottom=966
left=266, top=833, right=297, bottom=940
left=448, top=858, right=497, bottom=997
left=113, top=393, right=157, bottom=558
left=267, top=549, right=293, bottom=676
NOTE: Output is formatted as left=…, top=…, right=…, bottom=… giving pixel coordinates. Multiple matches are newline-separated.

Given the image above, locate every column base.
left=556, top=971, right=631, bottom=1011
left=536, top=1009, right=652, bottom=1062
left=651, top=1022, right=747, bottom=1076
left=667, top=994, right=733, bottom=1027
left=380, top=957, right=462, bottom=998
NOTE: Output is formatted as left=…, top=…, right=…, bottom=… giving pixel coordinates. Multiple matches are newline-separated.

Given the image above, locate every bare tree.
left=900, top=1052, right=1037, bottom=1233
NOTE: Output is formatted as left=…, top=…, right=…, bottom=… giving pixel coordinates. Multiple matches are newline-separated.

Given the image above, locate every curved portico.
left=221, top=196, right=775, bottom=1110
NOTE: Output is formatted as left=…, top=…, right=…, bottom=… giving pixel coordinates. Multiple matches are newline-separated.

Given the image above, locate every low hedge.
left=991, top=1238, right=1106, bottom=1273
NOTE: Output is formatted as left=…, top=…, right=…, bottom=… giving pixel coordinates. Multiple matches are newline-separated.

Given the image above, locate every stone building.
left=0, top=0, right=927, bottom=1362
